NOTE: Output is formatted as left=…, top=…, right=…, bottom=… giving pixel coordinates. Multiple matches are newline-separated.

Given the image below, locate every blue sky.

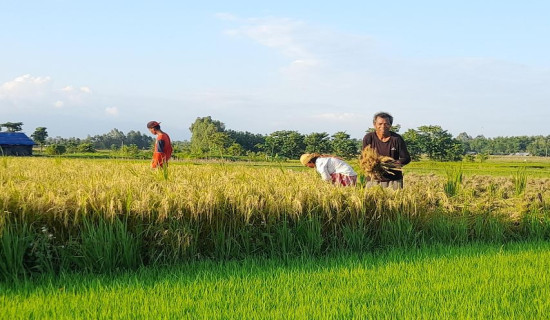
left=1, top=0, right=549, bottom=140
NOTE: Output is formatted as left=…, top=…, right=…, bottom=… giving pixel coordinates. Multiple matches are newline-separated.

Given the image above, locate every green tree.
left=45, top=144, right=66, bottom=155
left=119, top=144, right=140, bottom=158
left=527, top=136, right=549, bottom=156
left=263, top=130, right=305, bottom=159
left=31, top=127, right=48, bottom=151
left=189, top=116, right=230, bottom=156
left=402, top=129, right=423, bottom=161
left=469, top=135, right=490, bottom=154
left=65, top=139, right=80, bottom=153
left=492, top=137, right=510, bottom=154
left=304, top=132, right=332, bottom=154
left=464, top=154, right=475, bottom=162
left=0, top=122, right=23, bottom=132
left=78, top=143, right=96, bottom=153
left=416, top=125, right=463, bottom=161
left=126, top=130, right=154, bottom=149
left=456, top=132, right=472, bottom=153
left=331, top=131, right=358, bottom=158
left=226, top=143, right=244, bottom=156
left=226, top=130, right=265, bottom=153
left=172, top=140, right=191, bottom=155
left=89, top=128, right=126, bottom=149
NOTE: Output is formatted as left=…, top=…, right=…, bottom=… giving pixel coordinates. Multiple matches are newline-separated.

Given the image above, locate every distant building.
left=0, top=132, right=35, bottom=156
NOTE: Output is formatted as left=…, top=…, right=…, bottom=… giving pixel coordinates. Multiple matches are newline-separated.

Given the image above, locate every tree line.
left=1, top=123, right=153, bottom=155
left=4, top=120, right=549, bottom=160
left=187, top=116, right=359, bottom=160
left=456, top=133, right=549, bottom=157
left=188, top=117, right=549, bottom=161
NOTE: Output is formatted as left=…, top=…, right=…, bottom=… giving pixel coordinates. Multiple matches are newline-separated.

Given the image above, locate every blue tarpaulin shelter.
left=0, top=132, right=35, bottom=156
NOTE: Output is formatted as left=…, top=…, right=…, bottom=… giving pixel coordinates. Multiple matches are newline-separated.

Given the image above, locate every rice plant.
left=444, top=165, right=463, bottom=197
left=0, top=157, right=549, bottom=277
left=78, top=217, right=141, bottom=273
left=4, top=242, right=550, bottom=319
left=359, top=145, right=401, bottom=180
left=0, top=220, right=31, bottom=282
left=513, top=166, right=527, bottom=196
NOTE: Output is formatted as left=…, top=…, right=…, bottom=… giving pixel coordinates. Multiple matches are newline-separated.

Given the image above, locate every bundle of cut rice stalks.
left=359, top=145, right=402, bottom=180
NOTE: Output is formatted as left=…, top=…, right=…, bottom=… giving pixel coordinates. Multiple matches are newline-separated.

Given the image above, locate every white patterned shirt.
left=315, top=157, right=357, bottom=181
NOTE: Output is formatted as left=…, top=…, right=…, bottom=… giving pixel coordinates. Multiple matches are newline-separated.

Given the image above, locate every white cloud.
left=217, top=15, right=550, bottom=137
left=0, top=75, right=94, bottom=110
left=220, top=15, right=377, bottom=93
left=6, top=74, right=50, bottom=88
left=0, top=74, right=53, bottom=101
left=223, top=16, right=317, bottom=65
left=221, top=16, right=375, bottom=65
left=80, top=86, right=92, bottom=94
left=2, top=16, right=548, bottom=139
left=105, top=106, right=119, bottom=116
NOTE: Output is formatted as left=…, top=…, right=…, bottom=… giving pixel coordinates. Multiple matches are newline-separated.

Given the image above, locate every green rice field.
left=1, top=241, right=549, bottom=319
left=1, top=156, right=549, bottom=317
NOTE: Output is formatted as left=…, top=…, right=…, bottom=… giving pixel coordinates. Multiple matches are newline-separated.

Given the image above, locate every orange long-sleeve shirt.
left=152, top=132, right=172, bottom=168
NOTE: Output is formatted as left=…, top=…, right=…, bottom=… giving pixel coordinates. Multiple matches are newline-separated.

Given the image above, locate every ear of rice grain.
left=359, top=146, right=401, bottom=180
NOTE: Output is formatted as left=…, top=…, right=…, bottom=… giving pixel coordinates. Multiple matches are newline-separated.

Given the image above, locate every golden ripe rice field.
left=1, top=157, right=549, bottom=278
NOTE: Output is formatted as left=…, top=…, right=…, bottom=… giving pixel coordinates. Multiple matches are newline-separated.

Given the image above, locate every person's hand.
left=392, top=160, right=402, bottom=168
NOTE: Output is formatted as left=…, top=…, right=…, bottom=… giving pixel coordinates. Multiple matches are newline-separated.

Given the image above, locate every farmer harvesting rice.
left=300, top=153, right=358, bottom=186
left=147, top=121, right=173, bottom=168
left=361, top=112, right=411, bottom=189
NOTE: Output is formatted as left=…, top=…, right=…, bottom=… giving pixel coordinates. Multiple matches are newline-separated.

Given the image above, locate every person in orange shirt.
left=147, top=121, right=173, bottom=168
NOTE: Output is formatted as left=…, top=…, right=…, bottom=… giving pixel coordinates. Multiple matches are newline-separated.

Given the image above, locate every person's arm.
left=397, top=136, right=411, bottom=165
left=151, top=136, right=167, bottom=168
left=315, top=159, right=332, bottom=181
left=362, top=134, right=371, bottom=150
left=156, top=137, right=166, bottom=153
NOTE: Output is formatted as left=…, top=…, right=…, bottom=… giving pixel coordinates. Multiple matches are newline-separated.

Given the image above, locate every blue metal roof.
left=0, top=132, right=35, bottom=146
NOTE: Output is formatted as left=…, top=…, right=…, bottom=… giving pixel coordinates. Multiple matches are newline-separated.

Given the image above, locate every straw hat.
left=300, top=153, right=319, bottom=166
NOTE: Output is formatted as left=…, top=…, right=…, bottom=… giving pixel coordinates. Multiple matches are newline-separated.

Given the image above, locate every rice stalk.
left=1, top=157, right=550, bottom=275
left=513, top=166, right=527, bottom=196
left=444, top=165, right=463, bottom=197
left=359, top=146, right=401, bottom=180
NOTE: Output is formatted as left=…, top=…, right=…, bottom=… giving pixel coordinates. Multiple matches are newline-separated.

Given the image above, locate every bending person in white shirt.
left=300, top=153, right=357, bottom=187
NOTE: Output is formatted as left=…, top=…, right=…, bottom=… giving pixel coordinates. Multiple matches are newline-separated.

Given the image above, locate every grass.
left=1, top=241, right=550, bottom=318
left=443, top=164, right=463, bottom=197
left=513, top=166, right=528, bottom=196
left=1, top=156, right=550, bottom=318
left=404, top=156, right=550, bottom=178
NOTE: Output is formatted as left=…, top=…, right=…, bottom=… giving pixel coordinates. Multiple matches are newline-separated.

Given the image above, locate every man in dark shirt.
left=362, top=112, right=411, bottom=189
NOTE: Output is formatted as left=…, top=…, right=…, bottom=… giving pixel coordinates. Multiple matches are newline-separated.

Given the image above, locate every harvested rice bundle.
left=359, top=146, right=402, bottom=180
